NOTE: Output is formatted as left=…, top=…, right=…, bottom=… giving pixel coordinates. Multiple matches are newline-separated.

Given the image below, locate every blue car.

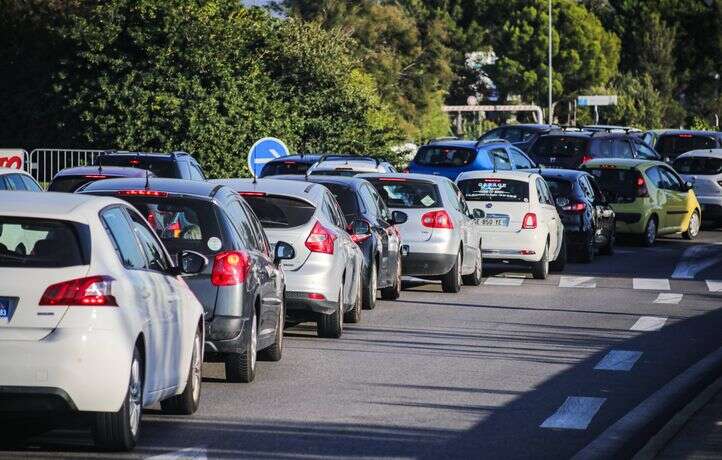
left=406, top=139, right=538, bottom=180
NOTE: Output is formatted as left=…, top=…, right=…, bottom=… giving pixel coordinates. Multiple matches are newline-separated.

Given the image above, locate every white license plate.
left=480, top=218, right=508, bottom=226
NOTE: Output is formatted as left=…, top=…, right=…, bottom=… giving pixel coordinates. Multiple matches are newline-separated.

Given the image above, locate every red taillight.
left=378, top=178, right=407, bottom=182
left=350, top=233, right=372, bottom=244
left=563, top=202, right=586, bottom=212
left=677, top=134, right=693, bottom=138
left=39, top=276, right=117, bottom=307
left=305, top=221, right=336, bottom=254
left=581, top=154, right=593, bottom=164
left=84, top=175, right=107, bottom=179
left=117, top=190, right=168, bottom=197
left=129, top=159, right=141, bottom=165
left=421, top=210, right=454, bottom=229
left=239, top=191, right=266, bottom=197
left=211, top=251, right=250, bottom=286
left=636, top=173, right=649, bottom=197
left=307, top=293, right=326, bottom=300
left=522, top=213, right=537, bottom=229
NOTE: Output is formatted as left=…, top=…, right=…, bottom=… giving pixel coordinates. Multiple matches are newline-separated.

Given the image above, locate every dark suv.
left=80, top=178, right=294, bottom=383
left=93, top=151, right=206, bottom=180
left=259, top=154, right=322, bottom=178
left=643, top=130, right=722, bottom=163
left=49, top=166, right=155, bottom=193
left=529, top=131, right=660, bottom=169
left=477, top=124, right=558, bottom=152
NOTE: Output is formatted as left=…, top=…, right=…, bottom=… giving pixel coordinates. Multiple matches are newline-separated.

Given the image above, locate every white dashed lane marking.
left=484, top=277, right=524, bottom=286
left=559, top=276, right=597, bottom=289
left=633, top=278, right=670, bottom=291
left=147, top=447, right=207, bottom=459
left=594, top=350, right=643, bottom=371
left=630, top=316, right=667, bottom=331
left=540, top=397, right=606, bottom=430
left=654, top=293, right=683, bottom=304
left=706, top=280, right=722, bottom=292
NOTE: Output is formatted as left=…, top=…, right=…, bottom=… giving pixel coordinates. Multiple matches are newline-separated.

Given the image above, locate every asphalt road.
left=2, top=229, right=722, bottom=459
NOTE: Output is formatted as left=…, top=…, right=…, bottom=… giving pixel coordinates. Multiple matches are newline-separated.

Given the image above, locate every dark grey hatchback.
left=80, top=178, right=294, bottom=383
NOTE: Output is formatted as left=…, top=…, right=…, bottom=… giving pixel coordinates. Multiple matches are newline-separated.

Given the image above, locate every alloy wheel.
left=128, top=356, right=142, bottom=438
left=191, top=333, right=202, bottom=405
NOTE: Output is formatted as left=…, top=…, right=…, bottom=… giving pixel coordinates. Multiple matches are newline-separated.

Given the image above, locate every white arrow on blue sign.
left=247, top=137, right=290, bottom=177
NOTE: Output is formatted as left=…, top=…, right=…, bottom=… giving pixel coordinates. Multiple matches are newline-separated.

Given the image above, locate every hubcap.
left=457, top=252, right=462, bottom=285
left=191, top=334, right=202, bottom=403
left=689, top=213, right=700, bottom=236
left=648, top=220, right=656, bottom=243
left=250, top=314, right=257, bottom=370
left=338, top=291, right=344, bottom=328
left=128, top=356, right=142, bottom=437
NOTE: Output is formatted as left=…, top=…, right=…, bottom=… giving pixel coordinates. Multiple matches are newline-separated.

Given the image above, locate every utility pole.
left=548, top=0, right=553, bottom=125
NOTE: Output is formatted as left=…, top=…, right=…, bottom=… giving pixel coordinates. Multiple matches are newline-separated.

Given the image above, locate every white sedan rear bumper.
left=481, top=230, right=547, bottom=263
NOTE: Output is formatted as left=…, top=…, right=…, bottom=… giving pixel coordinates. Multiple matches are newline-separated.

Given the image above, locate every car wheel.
left=550, top=237, right=567, bottom=272
left=599, top=226, right=616, bottom=256
left=640, top=216, right=657, bottom=247
left=441, top=250, right=462, bottom=293
left=224, top=309, right=257, bottom=383
left=577, top=233, right=595, bottom=263
left=532, top=244, right=549, bottom=280
left=683, top=210, right=700, bottom=240
left=259, top=300, right=284, bottom=362
left=344, top=277, right=362, bottom=323
left=462, top=248, right=483, bottom=286
left=93, top=346, right=143, bottom=451
left=362, top=259, right=377, bottom=310
left=380, top=258, right=402, bottom=300
left=161, top=327, right=202, bottom=415
left=318, top=288, right=343, bottom=339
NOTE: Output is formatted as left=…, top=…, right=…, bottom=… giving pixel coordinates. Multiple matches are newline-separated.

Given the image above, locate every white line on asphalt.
left=484, top=277, right=524, bottom=286
left=630, top=316, right=667, bottom=331
left=540, top=397, right=606, bottom=430
left=594, top=350, right=643, bottom=371
left=654, top=293, right=683, bottom=304
left=559, top=276, right=597, bottom=289
left=147, top=447, right=207, bottom=459
left=672, top=244, right=722, bottom=280
left=633, top=278, right=670, bottom=291
left=706, top=280, right=722, bottom=293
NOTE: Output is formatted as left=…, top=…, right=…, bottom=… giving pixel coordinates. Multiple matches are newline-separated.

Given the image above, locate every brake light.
left=305, top=221, right=336, bottom=254
left=421, top=210, right=454, bottom=229
left=308, top=293, right=326, bottom=300
left=84, top=175, right=107, bottom=179
left=563, top=202, right=586, bottom=212
left=239, top=191, right=266, bottom=197
left=116, top=190, right=168, bottom=197
left=129, top=159, right=141, bottom=165
left=581, top=154, right=593, bottom=164
left=677, top=134, right=693, bottom=138
left=636, top=173, right=649, bottom=197
left=378, top=178, right=407, bottom=182
left=40, top=276, right=117, bottom=307
left=522, top=213, right=537, bottom=229
left=211, top=251, right=250, bottom=286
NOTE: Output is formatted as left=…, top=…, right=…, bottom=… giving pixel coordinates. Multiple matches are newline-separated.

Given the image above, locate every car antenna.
left=97, top=155, right=103, bottom=174
left=144, top=168, right=151, bottom=190
left=252, top=171, right=257, bottom=184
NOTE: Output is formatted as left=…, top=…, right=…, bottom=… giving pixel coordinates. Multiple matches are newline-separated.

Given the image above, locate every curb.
left=572, top=345, right=722, bottom=460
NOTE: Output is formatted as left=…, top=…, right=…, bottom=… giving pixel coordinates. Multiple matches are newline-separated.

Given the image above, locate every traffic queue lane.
left=1, top=230, right=722, bottom=459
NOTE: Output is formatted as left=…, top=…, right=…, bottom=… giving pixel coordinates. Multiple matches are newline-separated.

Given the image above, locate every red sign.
left=0, top=149, right=26, bottom=170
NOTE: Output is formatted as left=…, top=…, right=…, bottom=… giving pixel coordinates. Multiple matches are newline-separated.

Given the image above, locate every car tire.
left=318, top=288, right=343, bottom=339
left=640, top=216, right=657, bottom=247
left=462, top=247, right=483, bottom=286
left=362, top=259, right=377, bottom=310
left=441, top=250, right=462, bottom=293
left=224, top=309, right=257, bottom=383
left=577, top=233, right=595, bottom=263
left=599, top=227, right=616, bottom=256
left=93, top=346, right=143, bottom=451
left=344, top=277, right=362, bottom=323
left=532, top=244, right=550, bottom=280
left=683, top=210, right=700, bottom=240
left=380, top=258, right=402, bottom=300
left=161, top=327, right=202, bottom=415
left=550, top=237, right=567, bottom=272
left=259, top=301, right=284, bottom=362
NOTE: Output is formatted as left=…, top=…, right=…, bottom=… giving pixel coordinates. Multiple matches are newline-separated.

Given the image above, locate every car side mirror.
left=350, top=219, right=372, bottom=236
left=391, top=210, right=408, bottom=225
left=175, top=250, right=207, bottom=275
left=472, top=208, right=485, bottom=219
left=274, top=241, right=295, bottom=265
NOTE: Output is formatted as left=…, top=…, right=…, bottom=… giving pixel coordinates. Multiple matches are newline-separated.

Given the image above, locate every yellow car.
left=581, top=159, right=701, bottom=246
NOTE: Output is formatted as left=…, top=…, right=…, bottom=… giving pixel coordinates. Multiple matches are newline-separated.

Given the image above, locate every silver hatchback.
left=360, top=173, right=485, bottom=293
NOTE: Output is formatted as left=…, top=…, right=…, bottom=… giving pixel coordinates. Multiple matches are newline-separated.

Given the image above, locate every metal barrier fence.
left=27, top=148, right=107, bottom=183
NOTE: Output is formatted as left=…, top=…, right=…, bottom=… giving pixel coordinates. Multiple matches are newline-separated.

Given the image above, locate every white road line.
left=485, top=277, right=524, bottom=286
left=632, top=278, right=670, bottom=291
left=630, top=316, right=667, bottom=331
left=540, top=397, right=606, bottom=430
left=147, top=448, right=207, bottom=459
left=654, top=293, right=683, bottom=304
left=706, top=280, right=722, bottom=292
left=559, top=276, right=597, bottom=289
left=672, top=244, right=722, bottom=279
left=594, top=350, right=643, bottom=371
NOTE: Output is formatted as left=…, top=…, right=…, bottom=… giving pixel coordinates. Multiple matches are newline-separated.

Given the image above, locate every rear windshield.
left=243, top=195, right=316, bottom=229
left=673, top=157, right=722, bottom=175
left=531, top=137, right=588, bottom=158
left=260, top=161, right=312, bottom=177
left=544, top=178, right=574, bottom=197
left=414, top=146, right=478, bottom=167
left=458, top=178, right=529, bottom=202
left=0, top=218, right=84, bottom=267
left=48, top=176, right=91, bottom=193
left=657, top=135, right=717, bottom=158
left=369, top=179, right=441, bottom=209
left=586, top=168, right=637, bottom=200
left=96, top=156, right=176, bottom=178
left=321, top=183, right=360, bottom=221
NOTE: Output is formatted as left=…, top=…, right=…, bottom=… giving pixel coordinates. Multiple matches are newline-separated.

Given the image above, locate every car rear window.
left=586, top=168, right=637, bottom=200
left=531, top=137, right=589, bottom=158
left=673, top=157, right=722, bottom=175
left=243, top=195, right=316, bottom=229
left=368, top=179, right=441, bottom=209
left=0, top=218, right=84, bottom=267
left=310, top=169, right=360, bottom=177
left=96, top=156, right=176, bottom=178
left=544, top=177, right=574, bottom=197
left=260, top=161, right=313, bottom=177
left=321, top=183, right=360, bottom=221
left=657, top=135, right=717, bottom=158
left=457, top=178, right=530, bottom=202
left=48, top=176, right=97, bottom=193
left=414, top=146, right=478, bottom=167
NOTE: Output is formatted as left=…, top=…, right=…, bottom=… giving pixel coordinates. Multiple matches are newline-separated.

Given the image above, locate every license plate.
left=480, top=218, right=508, bottom=226
left=0, top=298, right=9, bottom=319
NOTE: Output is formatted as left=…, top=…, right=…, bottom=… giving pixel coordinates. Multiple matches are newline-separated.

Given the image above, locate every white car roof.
left=0, top=167, right=33, bottom=177
left=311, top=159, right=387, bottom=173
left=357, top=172, right=453, bottom=185
left=0, top=191, right=125, bottom=222
left=455, top=170, right=540, bottom=183
left=676, top=149, right=722, bottom=160
left=210, top=178, right=327, bottom=203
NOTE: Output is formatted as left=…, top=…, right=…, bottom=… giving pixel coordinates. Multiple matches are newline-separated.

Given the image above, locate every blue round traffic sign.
left=247, top=137, right=290, bottom=177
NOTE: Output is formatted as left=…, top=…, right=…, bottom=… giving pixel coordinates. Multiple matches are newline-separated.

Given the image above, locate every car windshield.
left=369, top=179, right=441, bottom=209
left=0, top=218, right=84, bottom=267
left=673, top=157, right=722, bottom=175
left=260, top=161, right=313, bottom=177
left=530, top=137, right=589, bottom=158
left=96, top=156, right=176, bottom=178
left=321, top=183, right=360, bottom=221
left=657, top=135, right=717, bottom=158
left=586, top=168, right=637, bottom=201
left=544, top=177, right=574, bottom=197
left=414, top=146, right=477, bottom=167
left=457, top=178, right=530, bottom=202
left=243, top=195, right=316, bottom=229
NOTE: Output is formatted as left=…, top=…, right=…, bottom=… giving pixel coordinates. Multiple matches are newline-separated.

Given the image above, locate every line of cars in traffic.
left=0, top=124, right=714, bottom=451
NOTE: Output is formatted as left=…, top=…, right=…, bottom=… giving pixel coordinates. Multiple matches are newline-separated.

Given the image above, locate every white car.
left=307, top=155, right=397, bottom=176
left=0, top=192, right=205, bottom=451
left=673, top=149, right=722, bottom=226
left=0, top=167, right=43, bottom=191
left=456, top=170, right=566, bottom=279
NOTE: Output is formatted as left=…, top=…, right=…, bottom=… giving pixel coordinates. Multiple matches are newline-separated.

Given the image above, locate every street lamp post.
left=548, top=0, right=553, bottom=125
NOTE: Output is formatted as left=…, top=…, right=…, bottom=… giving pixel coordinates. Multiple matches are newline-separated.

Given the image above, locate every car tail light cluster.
left=421, top=210, right=454, bottom=229
left=40, top=276, right=117, bottom=307
left=211, top=251, right=250, bottom=286
left=562, top=202, right=586, bottom=212
left=305, top=221, right=336, bottom=254
left=581, top=154, right=593, bottom=164
left=350, top=233, right=372, bottom=244
left=116, top=190, right=168, bottom=197
left=521, top=213, right=537, bottom=229
left=635, top=172, right=649, bottom=197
